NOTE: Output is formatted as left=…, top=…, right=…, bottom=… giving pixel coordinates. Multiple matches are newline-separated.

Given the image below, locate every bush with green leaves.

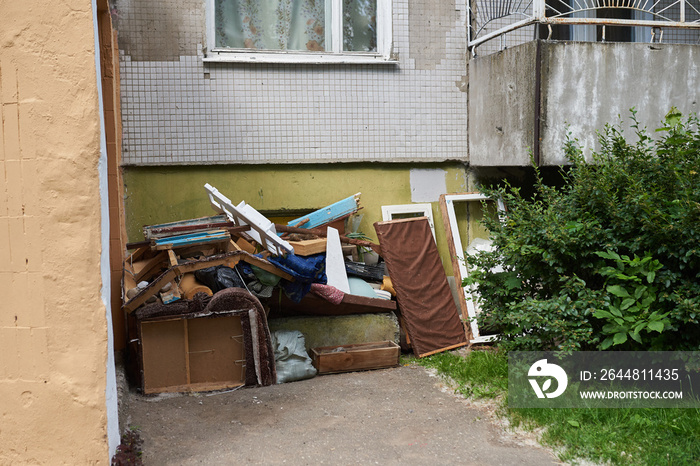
left=467, top=110, right=700, bottom=352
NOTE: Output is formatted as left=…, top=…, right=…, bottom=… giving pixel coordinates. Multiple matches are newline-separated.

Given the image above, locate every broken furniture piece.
left=439, top=193, right=505, bottom=344
left=311, top=341, right=400, bottom=374
left=205, top=183, right=294, bottom=256
left=135, top=308, right=245, bottom=394
left=375, top=217, right=468, bottom=357
left=128, top=287, right=277, bottom=393
left=122, top=248, right=293, bottom=314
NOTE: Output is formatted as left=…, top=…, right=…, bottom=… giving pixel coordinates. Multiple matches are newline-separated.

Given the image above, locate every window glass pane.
left=215, top=0, right=326, bottom=51
left=343, top=0, right=377, bottom=51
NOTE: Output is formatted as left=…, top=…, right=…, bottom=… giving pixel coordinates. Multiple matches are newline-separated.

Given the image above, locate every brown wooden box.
left=311, top=341, right=400, bottom=374
left=137, top=313, right=246, bottom=394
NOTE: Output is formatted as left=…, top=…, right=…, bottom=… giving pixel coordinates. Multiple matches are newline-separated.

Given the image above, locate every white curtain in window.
left=215, top=0, right=326, bottom=51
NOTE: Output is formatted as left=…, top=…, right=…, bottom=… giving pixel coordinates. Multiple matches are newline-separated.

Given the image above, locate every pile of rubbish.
left=122, top=184, right=468, bottom=394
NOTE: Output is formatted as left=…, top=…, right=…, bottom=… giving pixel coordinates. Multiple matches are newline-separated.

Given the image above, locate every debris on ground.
left=122, top=185, right=474, bottom=395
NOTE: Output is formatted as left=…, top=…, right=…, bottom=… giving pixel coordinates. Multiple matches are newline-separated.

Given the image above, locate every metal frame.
left=468, top=0, right=700, bottom=52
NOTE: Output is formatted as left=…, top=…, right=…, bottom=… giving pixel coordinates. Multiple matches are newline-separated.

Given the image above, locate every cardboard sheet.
left=374, top=217, right=468, bottom=357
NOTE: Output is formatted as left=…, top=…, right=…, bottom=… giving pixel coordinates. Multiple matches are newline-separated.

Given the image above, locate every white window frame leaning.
left=439, top=193, right=505, bottom=344
left=204, top=0, right=395, bottom=64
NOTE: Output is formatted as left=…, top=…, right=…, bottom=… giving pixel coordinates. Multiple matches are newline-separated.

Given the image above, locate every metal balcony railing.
left=469, top=0, right=700, bottom=53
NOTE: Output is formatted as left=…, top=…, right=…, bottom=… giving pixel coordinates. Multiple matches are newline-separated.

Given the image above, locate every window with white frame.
left=205, top=0, right=394, bottom=63
left=381, top=204, right=436, bottom=242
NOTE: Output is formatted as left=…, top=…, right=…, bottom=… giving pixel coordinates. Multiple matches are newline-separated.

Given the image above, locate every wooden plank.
left=236, top=254, right=294, bottom=281
left=132, top=252, right=167, bottom=282
left=235, top=237, right=256, bottom=254
left=154, top=238, right=230, bottom=251
left=153, top=230, right=231, bottom=250
left=167, top=249, right=179, bottom=267
left=311, top=341, right=399, bottom=374
left=125, top=244, right=150, bottom=262
left=141, top=319, right=188, bottom=393
left=183, top=320, right=191, bottom=385
left=287, top=238, right=327, bottom=256
left=226, top=239, right=242, bottom=252
left=417, top=341, right=468, bottom=358
left=188, top=316, right=245, bottom=385
left=143, top=380, right=244, bottom=395
left=123, top=268, right=178, bottom=313
left=143, top=215, right=229, bottom=239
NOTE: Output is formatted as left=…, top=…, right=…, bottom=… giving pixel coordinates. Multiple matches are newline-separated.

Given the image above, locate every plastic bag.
left=271, top=330, right=317, bottom=384
left=194, top=265, right=246, bottom=293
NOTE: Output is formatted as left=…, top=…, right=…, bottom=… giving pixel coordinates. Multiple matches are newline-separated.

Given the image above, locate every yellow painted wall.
left=0, top=0, right=112, bottom=463
left=123, top=163, right=481, bottom=275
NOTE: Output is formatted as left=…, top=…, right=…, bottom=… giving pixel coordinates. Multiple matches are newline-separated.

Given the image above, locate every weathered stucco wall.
left=540, top=42, right=700, bottom=165
left=123, top=163, right=476, bottom=276
left=0, top=0, right=113, bottom=463
left=467, top=41, right=538, bottom=166
left=468, top=41, right=700, bottom=166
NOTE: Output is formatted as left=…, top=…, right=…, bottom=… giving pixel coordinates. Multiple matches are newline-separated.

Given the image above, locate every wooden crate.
left=311, top=341, right=400, bottom=374
left=137, top=313, right=246, bottom=394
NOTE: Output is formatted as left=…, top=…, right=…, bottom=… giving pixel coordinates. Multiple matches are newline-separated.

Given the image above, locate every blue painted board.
left=287, top=194, right=359, bottom=230
left=154, top=230, right=230, bottom=248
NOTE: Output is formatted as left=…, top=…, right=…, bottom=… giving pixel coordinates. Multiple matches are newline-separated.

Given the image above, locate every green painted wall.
left=123, top=162, right=487, bottom=276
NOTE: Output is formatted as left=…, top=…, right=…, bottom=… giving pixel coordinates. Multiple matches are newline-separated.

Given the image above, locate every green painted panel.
left=123, top=162, right=472, bottom=275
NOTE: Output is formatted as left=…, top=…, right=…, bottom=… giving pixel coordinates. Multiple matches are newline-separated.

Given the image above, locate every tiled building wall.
left=116, top=0, right=470, bottom=165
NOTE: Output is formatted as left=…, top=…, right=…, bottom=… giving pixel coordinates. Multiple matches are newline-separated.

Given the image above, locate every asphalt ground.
left=118, top=363, right=562, bottom=465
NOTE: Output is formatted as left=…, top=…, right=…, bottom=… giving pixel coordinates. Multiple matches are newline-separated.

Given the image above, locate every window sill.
left=203, top=49, right=399, bottom=65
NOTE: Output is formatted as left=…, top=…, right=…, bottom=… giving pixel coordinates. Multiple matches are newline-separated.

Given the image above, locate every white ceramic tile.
left=118, top=0, right=469, bottom=165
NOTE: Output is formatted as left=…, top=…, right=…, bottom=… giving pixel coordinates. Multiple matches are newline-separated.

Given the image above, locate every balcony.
left=467, top=40, right=700, bottom=166
left=469, top=0, right=700, bottom=56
